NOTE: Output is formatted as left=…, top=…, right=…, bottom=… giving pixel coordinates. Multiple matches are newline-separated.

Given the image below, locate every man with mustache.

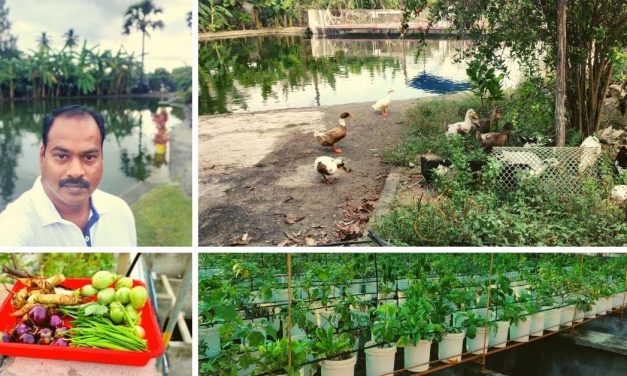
left=0, top=105, right=136, bottom=246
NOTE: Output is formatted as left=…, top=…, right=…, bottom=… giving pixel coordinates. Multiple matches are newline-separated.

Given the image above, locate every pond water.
left=0, top=98, right=184, bottom=212
left=200, top=35, right=523, bottom=115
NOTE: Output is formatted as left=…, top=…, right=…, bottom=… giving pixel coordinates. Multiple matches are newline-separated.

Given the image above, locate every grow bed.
left=0, top=278, right=165, bottom=366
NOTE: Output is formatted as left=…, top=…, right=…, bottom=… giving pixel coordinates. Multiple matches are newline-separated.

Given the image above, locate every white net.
left=492, top=146, right=603, bottom=195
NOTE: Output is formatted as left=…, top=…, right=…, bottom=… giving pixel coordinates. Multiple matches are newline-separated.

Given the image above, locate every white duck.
left=579, top=135, right=602, bottom=173
left=372, top=89, right=394, bottom=116
left=445, top=108, right=479, bottom=136
left=314, top=156, right=349, bottom=184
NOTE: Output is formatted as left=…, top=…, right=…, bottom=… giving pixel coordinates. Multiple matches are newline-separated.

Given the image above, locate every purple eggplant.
left=48, top=314, right=63, bottom=329
left=14, top=323, right=29, bottom=336
left=18, top=333, right=35, bottom=344
left=1, top=331, right=12, bottom=343
left=37, top=328, right=53, bottom=345
left=28, top=305, right=49, bottom=327
left=51, top=338, right=69, bottom=347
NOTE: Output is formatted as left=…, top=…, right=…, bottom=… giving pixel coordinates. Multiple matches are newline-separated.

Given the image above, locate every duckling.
left=372, top=89, right=394, bottom=116
left=445, top=109, right=479, bottom=135
left=477, top=122, right=514, bottom=152
left=314, top=112, right=352, bottom=154
left=314, top=156, right=350, bottom=184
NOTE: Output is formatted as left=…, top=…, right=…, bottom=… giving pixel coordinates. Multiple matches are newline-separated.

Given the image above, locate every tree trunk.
left=554, top=0, right=567, bottom=146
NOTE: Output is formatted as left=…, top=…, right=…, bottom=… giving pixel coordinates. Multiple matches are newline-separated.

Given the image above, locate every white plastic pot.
left=543, top=307, right=562, bottom=331
left=466, top=327, right=490, bottom=354
left=529, top=312, right=544, bottom=337
left=348, top=280, right=363, bottom=295
left=316, top=309, right=338, bottom=330
left=452, top=312, right=467, bottom=328
left=604, top=297, right=613, bottom=313
left=365, top=281, right=377, bottom=294
left=612, top=293, right=623, bottom=309
left=364, top=341, right=397, bottom=376
left=273, top=288, right=289, bottom=304
left=560, top=305, right=575, bottom=326
left=397, top=291, right=407, bottom=306
left=200, top=325, right=220, bottom=358
left=438, top=332, right=465, bottom=363
left=489, top=321, right=510, bottom=348
left=574, top=308, right=585, bottom=323
left=397, top=279, right=412, bottom=291
left=595, top=298, right=606, bottom=315
left=320, top=354, right=357, bottom=376
left=404, top=340, right=432, bottom=372
left=470, top=308, right=494, bottom=320
left=509, top=318, right=531, bottom=342
left=584, top=303, right=596, bottom=319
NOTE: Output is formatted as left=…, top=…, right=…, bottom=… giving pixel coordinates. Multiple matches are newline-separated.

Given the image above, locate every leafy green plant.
left=313, top=327, right=353, bottom=361
left=460, top=311, right=496, bottom=339
left=499, top=298, right=527, bottom=326
left=397, top=297, right=436, bottom=346
left=256, top=337, right=311, bottom=376
left=370, top=304, right=401, bottom=348
left=466, top=58, right=505, bottom=109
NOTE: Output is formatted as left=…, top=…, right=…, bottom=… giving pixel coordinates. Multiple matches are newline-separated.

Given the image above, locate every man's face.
left=39, top=115, right=103, bottom=210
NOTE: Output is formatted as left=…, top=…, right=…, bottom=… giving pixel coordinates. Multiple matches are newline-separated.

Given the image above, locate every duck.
left=579, top=135, right=602, bottom=173
left=445, top=109, right=479, bottom=136
left=372, top=89, right=394, bottom=116
left=614, top=145, right=626, bottom=174
left=420, top=154, right=453, bottom=183
left=314, top=112, right=352, bottom=153
left=477, top=122, right=514, bottom=152
left=314, top=156, right=350, bottom=184
left=476, top=108, right=502, bottom=134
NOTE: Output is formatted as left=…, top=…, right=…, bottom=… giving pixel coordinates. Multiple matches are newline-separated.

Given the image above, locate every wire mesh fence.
left=492, top=146, right=603, bottom=196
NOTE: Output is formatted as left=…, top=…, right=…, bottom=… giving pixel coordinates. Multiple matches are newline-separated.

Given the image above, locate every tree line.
left=199, top=0, right=406, bottom=32
left=0, top=0, right=190, bottom=100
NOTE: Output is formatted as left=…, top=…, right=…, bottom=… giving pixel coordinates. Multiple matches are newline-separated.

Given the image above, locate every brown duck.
left=477, top=122, right=514, bottom=152
left=314, top=112, right=351, bottom=153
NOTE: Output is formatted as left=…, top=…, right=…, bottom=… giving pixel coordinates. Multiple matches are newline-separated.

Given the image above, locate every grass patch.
left=132, top=184, right=192, bottom=246
left=375, top=93, right=627, bottom=246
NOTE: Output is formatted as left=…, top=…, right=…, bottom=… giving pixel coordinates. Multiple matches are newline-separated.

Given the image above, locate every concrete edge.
left=364, top=166, right=402, bottom=239
left=200, top=27, right=308, bottom=41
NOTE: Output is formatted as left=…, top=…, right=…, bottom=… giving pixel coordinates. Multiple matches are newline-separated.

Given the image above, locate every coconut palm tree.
left=63, top=28, right=79, bottom=50
left=122, top=0, right=164, bottom=89
left=37, top=32, right=52, bottom=50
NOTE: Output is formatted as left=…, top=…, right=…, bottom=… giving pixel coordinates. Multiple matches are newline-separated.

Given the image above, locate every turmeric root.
left=16, top=273, right=64, bottom=293
left=27, top=294, right=84, bottom=306
left=11, top=287, right=29, bottom=308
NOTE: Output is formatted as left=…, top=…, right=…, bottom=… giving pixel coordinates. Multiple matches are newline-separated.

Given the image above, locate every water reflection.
left=199, top=36, right=521, bottom=115
left=0, top=99, right=182, bottom=212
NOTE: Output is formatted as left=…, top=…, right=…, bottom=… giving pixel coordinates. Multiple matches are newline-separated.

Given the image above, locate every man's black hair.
left=42, top=105, right=105, bottom=149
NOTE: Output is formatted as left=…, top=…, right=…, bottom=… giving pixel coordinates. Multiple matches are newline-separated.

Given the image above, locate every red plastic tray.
left=0, top=278, right=164, bottom=366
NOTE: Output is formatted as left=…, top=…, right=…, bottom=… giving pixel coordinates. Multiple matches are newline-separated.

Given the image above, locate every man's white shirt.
left=0, top=177, right=137, bottom=246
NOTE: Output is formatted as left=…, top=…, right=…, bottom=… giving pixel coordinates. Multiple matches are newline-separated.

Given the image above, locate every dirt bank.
left=198, top=99, right=418, bottom=246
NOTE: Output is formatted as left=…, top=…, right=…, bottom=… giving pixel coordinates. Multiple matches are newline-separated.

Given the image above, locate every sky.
left=6, top=0, right=192, bottom=72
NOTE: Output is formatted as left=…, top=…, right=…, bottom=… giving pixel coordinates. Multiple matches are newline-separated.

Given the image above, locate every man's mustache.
left=59, top=178, right=90, bottom=189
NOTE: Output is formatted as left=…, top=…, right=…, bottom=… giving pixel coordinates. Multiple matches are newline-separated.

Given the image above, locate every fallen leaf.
left=305, top=237, right=316, bottom=246
left=285, top=213, right=305, bottom=224
left=277, top=240, right=291, bottom=247
left=228, top=233, right=251, bottom=246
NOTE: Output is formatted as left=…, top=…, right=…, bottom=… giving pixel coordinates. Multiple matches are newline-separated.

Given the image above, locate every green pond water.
left=200, top=35, right=522, bottom=115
